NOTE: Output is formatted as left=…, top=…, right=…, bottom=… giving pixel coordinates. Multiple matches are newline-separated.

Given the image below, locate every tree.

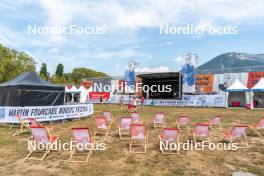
left=49, top=74, right=68, bottom=84
left=0, top=44, right=36, bottom=83
left=55, top=63, right=64, bottom=77
left=39, top=63, right=49, bottom=80
left=71, top=67, right=108, bottom=84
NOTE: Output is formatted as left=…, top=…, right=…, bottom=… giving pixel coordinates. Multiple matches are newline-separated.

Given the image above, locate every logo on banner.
left=215, top=97, right=223, bottom=104
left=183, top=96, right=191, bottom=101
left=0, top=108, right=5, bottom=118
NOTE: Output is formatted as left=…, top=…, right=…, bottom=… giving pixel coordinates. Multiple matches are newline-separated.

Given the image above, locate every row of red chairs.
left=13, top=112, right=264, bottom=162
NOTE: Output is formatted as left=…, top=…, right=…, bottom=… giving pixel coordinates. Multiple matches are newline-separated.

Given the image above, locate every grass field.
left=0, top=104, right=264, bottom=176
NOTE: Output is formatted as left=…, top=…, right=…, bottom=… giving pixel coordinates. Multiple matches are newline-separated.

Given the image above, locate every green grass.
left=0, top=104, right=264, bottom=176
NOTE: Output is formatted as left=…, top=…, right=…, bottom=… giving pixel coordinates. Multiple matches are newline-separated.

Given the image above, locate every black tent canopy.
left=0, top=72, right=65, bottom=106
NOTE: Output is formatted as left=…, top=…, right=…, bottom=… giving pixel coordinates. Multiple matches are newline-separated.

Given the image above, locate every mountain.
left=197, top=52, right=264, bottom=74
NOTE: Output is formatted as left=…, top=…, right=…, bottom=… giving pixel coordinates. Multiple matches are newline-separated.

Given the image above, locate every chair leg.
left=244, top=133, right=249, bottom=147
left=25, top=150, right=34, bottom=160
left=41, top=150, right=50, bottom=161
left=85, top=150, right=92, bottom=163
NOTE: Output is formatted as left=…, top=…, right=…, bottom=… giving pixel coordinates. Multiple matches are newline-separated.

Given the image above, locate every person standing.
left=140, top=96, right=144, bottom=109
left=99, top=95, right=103, bottom=104
left=119, top=96, right=125, bottom=109
left=135, top=96, right=139, bottom=110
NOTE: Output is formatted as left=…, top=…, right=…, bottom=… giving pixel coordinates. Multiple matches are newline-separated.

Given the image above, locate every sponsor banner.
left=109, top=94, right=225, bottom=107
left=125, top=62, right=136, bottom=86
left=145, top=95, right=225, bottom=107
left=0, top=104, right=93, bottom=123
left=247, top=71, right=264, bottom=88
left=89, top=92, right=110, bottom=99
left=180, top=54, right=197, bottom=94
left=196, top=74, right=214, bottom=93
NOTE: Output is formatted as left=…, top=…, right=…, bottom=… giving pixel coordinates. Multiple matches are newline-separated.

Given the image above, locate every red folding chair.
left=103, top=110, right=114, bottom=126
left=153, top=112, right=165, bottom=129
left=93, top=117, right=109, bottom=141
left=25, top=126, right=58, bottom=161
left=223, top=125, right=248, bottom=147
left=250, top=118, right=264, bottom=138
left=208, top=116, right=223, bottom=131
left=69, top=128, right=94, bottom=163
left=129, top=124, right=147, bottom=153
left=159, top=128, right=180, bottom=154
left=176, top=116, right=190, bottom=132
left=131, top=112, right=142, bottom=124
left=119, top=117, right=132, bottom=139
left=193, top=123, right=211, bottom=143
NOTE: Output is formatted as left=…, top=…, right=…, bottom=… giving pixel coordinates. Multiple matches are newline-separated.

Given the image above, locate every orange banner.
left=247, top=72, right=264, bottom=88
left=195, top=74, right=214, bottom=93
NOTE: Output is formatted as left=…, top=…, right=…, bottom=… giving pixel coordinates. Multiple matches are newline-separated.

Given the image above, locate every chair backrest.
left=131, top=112, right=141, bottom=123
left=256, top=118, right=264, bottom=128
left=154, top=113, right=164, bottom=123
left=71, top=128, right=92, bottom=144
left=120, top=117, right=132, bottom=130
left=161, top=128, right=179, bottom=142
left=195, top=123, right=210, bottom=137
left=95, top=117, right=108, bottom=129
left=210, top=116, right=222, bottom=125
left=130, top=124, right=146, bottom=140
left=28, top=117, right=41, bottom=127
left=103, top=111, right=113, bottom=124
left=230, top=125, right=247, bottom=139
left=30, top=126, right=50, bottom=144
left=178, top=116, right=189, bottom=125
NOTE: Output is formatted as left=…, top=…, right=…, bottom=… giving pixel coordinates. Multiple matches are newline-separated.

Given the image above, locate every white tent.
left=78, top=85, right=91, bottom=103
left=225, top=79, right=250, bottom=107
left=225, top=79, right=248, bottom=92
left=251, top=78, right=264, bottom=108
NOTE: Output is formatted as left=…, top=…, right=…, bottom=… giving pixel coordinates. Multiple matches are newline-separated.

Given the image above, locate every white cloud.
left=174, top=56, right=186, bottom=71
left=47, top=47, right=59, bottom=54
left=1, top=0, right=264, bottom=75
left=38, top=0, right=264, bottom=33
left=135, top=66, right=170, bottom=73
left=159, top=41, right=173, bottom=46
left=91, top=49, right=152, bottom=60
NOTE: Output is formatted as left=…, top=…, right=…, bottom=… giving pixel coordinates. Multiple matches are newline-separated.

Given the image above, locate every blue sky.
left=0, top=0, right=264, bottom=76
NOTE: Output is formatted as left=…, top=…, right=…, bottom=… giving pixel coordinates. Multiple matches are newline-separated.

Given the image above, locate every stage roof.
left=137, top=72, right=180, bottom=79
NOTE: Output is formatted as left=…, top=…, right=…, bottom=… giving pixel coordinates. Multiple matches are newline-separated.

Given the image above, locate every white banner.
left=144, top=95, right=225, bottom=107
left=0, top=104, right=94, bottom=123
left=108, top=94, right=226, bottom=107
